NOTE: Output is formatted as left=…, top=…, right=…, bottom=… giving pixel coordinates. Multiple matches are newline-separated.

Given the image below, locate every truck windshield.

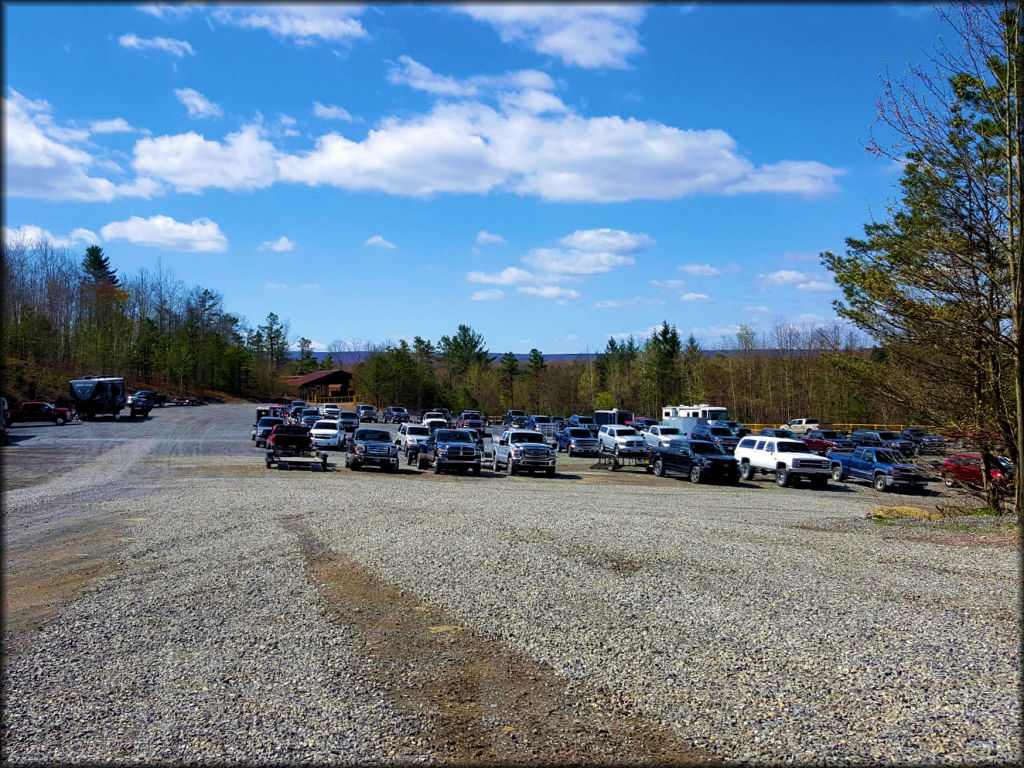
left=567, top=428, right=591, bottom=437
left=820, top=431, right=842, bottom=439
left=259, top=418, right=284, bottom=427
left=436, top=430, right=473, bottom=442
left=407, top=426, right=429, bottom=435
left=709, top=427, right=732, bottom=436
left=616, top=428, right=638, bottom=436
left=575, top=416, right=593, bottom=424
left=776, top=441, right=809, bottom=453
left=877, top=432, right=900, bottom=440
left=510, top=432, right=544, bottom=443
left=659, top=428, right=680, bottom=435
left=356, top=430, right=390, bottom=441
left=340, top=411, right=358, bottom=418
left=532, top=416, right=551, bottom=423
left=313, top=421, right=338, bottom=431
left=690, top=441, right=725, bottom=455
left=875, top=450, right=904, bottom=463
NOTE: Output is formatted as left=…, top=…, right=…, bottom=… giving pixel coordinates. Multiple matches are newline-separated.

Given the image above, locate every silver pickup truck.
left=492, top=429, right=556, bottom=477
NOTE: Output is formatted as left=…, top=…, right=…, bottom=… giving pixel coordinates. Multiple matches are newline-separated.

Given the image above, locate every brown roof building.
left=283, top=369, right=354, bottom=402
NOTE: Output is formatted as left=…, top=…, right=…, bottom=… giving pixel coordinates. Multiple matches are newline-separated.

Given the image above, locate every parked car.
left=527, top=415, right=558, bottom=442
left=492, top=429, right=556, bottom=476
left=626, top=417, right=658, bottom=432
left=802, top=429, right=855, bottom=456
left=456, top=410, right=485, bottom=430
left=409, top=428, right=482, bottom=475
left=710, top=419, right=750, bottom=438
left=267, top=424, right=313, bottom=455
left=300, top=409, right=321, bottom=428
left=734, top=435, right=831, bottom=487
left=554, top=427, right=599, bottom=456
left=568, top=414, right=598, bottom=435
left=941, top=453, right=1016, bottom=488
left=423, top=418, right=448, bottom=435
left=128, top=390, right=168, bottom=407
left=421, top=410, right=447, bottom=425
left=597, top=425, right=646, bottom=457
left=290, top=400, right=307, bottom=411
left=310, top=419, right=346, bottom=451
left=395, top=423, right=432, bottom=454
left=644, top=425, right=685, bottom=449
left=502, top=409, right=528, bottom=427
left=828, top=447, right=929, bottom=493
left=4, top=400, right=73, bottom=425
left=900, top=427, right=946, bottom=454
left=779, top=418, right=820, bottom=435
left=850, top=429, right=915, bottom=454
left=382, top=406, right=409, bottom=423
left=337, top=410, right=360, bottom=431
left=357, top=406, right=379, bottom=422
left=254, top=417, right=285, bottom=447
left=758, top=428, right=799, bottom=440
left=344, top=427, right=399, bottom=471
left=321, top=403, right=341, bottom=418
left=691, top=424, right=740, bottom=453
left=647, top=440, right=739, bottom=484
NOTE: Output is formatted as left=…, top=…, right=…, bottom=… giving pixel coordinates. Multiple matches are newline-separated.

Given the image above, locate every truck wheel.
left=343, top=453, right=350, bottom=468
left=942, top=472, right=955, bottom=488
left=433, top=460, right=442, bottom=474
left=350, top=460, right=361, bottom=472
left=831, top=465, right=844, bottom=482
left=321, top=455, right=328, bottom=472
left=873, top=473, right=888, bottom=492
left=418, top=454, right=430, bottom=471
left=507, top=460, right=516, bottom=476
left=265, top=460, right=272, bottom=469
left=740, top=462, right=754, bottom=481
left=775, top=469, right=789, bottom=487
left=56, top=416, right=65, bottom=425
left=690, top=466, right=702, bottom=484
left=652, top=458, right=665, bottom=477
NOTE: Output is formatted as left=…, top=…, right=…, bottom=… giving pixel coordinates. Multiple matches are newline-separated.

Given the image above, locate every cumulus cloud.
left=759, top=269, right=837, bottom=293
left=525, top=247, right=635, bottom=275
left=133, top=125, right=278, bottom=192
left=680, top=292, right=714, bottom=303
left=454, top=5, right=646, bottom=69
left=678, top=263, right=722, bottom=276
left=744, top=305, right=772, bottom=313
left=313, top=102, right=355, bottom=121
left=471, top=289, right=504, bottom=301
left=594, top=300, right=622, bottom=309
left=467, top=266, right=534, bottom=285
left=558, top=228, right=653, bottom=253
left=4, top=224, right=99, bottom=248
left=100, top=215, right=227, bottom=252
left=139, top=3, right=198, bottom=20
left=476, top=230, right=506, bottom=245
left=796, top=280, right=836, bottom=292
left=4, top=89, right=160, bottom=202
left=90, top=117, right=137, bottom=134
left=364, top=234, right=396, bottom=249
left=174, top=88, right=222, bottom=119
left=517, top=285, right=579, bottom=300
left=259, top=236, right=294, bottom=252
left=210, top=5, right=368, bottom=44
left=650, top=279, right=687, bottom=290
left=761, top=269, right=807, bottom=286
left=387, top=56, right=556, bottom=98
left=119, top=33, right=194, bottom=57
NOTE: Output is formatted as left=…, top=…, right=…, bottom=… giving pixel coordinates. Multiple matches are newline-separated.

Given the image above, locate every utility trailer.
left=264, top=447, right=329, bottom=471
left=595, top=447, right=650, bottom=472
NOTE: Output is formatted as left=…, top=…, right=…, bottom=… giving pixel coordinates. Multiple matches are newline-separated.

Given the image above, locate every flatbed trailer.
left=596, top=448, right=650, bottom=472
left=264, top=448, right=329, bottom=471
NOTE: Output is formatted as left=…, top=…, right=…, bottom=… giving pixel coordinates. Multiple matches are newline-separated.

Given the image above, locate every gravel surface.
left=3, top=404, right=1020, bottom=764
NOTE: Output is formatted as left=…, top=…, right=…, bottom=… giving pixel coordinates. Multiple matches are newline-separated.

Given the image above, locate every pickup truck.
left=456, top=410, right=485, bottom=430
left=647, top=440, right=739, bottom=484
left=409, top=428, right=482, bottom=475
left=554, top=426, right=599, bottom=456
left=344, top=427, right=399, bottom=471
left=779, top=418, right=820, bottom=435
left=802, top=429, right=855, bottom=455
left=267, top=424, right=313, bottom=455
left=827, top=447, right=929, bottom=493
left=502, top=409, right=528, bottom=427
left=3, top=401, right=73, bottom=425
left=527, top=415, right=558, bottom=442
left=492, top=429, right=556, bottom=476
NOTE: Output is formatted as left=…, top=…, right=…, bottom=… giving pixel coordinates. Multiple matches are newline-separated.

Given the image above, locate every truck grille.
left=366, top=446, right=389, bottom=455
left=523, top=448, right=550, bottom=459
left=445, top=446, right=476, bottom=459
left=793, top=459, right=828, bottom=469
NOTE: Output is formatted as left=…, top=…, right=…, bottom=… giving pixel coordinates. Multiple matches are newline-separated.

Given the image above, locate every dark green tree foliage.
left=438, top=324, right=491, bottom=380
left=499, top=351, right=519, bottom=408
left=82, top=245, right=117, bottom=285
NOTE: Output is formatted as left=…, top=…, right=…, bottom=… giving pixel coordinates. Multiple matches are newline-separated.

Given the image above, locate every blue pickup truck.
left=648, top=440, right=739, bottom=484
left=827, top=447, right=929, bottom=493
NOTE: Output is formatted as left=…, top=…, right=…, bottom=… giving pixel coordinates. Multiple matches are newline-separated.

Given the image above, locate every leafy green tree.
left=438, top=324, right=491, bottom=380
left=258, top=312, right=289, bottom=369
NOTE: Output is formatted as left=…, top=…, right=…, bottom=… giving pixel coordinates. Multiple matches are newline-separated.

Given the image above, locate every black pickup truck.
left=647, top=439, right=740, bottom=484
left=344, top=427, right=399, bottom=472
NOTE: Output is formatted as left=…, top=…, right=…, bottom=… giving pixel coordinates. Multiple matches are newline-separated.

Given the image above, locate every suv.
left=357, top=405, right=379, bottom=422
left=648, top=439, right=739, bottom=484
left=337, top=410, right=360, bottom=432
left=691, top=424, right=739, bottom=453
left=597, top=425, right=646, bottom=456
left=492, top=429, right=556, bottom=476
left=410, top=428, right=482, bottom=475
left=345, top=427, right=399, bottom=471
left=644, top=425, right=684, bottom=449
left=254, top=417, right=285, bottom=447
left=850, top=429, right=914, bottom=454
left=321, top=403, right=341, bottom=418
left=554, top=426, right=599, bottom=456
left=383, top=406, right=409, bottom=423
left=941, top=454, right=1015, bottom=488
left=395, top=423, right=432, bottom=454
left=734, top=435, right=831, bottom=488
left=899, top=427, right=946, bottom=454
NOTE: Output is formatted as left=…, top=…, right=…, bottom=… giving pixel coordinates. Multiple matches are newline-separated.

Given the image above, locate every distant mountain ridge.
left=287, top=349, right=822, bottom=365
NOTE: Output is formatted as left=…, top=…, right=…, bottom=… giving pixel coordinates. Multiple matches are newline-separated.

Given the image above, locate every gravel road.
left=3, top=405, right=1020, bottom=764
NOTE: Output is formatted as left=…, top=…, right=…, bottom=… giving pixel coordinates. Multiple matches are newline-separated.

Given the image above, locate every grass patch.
left=960, top=507, right=1003, bottom=517
left=871, top=517, right=897, bottom=526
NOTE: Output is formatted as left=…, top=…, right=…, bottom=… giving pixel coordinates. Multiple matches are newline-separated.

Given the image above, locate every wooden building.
left=284, top=369, right=354, bottom=403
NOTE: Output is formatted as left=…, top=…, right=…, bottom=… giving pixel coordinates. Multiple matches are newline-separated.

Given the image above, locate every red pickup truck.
left=4, top=401, right=73, bottom=425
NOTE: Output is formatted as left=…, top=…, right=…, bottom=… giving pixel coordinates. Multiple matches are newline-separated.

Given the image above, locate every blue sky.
left=4, top=2, right=948, bottom=353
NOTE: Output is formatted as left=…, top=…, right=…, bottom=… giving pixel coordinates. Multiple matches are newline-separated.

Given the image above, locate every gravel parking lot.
left=3, top=404, right=1020, bottom=764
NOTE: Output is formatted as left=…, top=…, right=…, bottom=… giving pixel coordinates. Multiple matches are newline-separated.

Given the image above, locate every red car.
left=941, top=453, right=1015, bottom=487
left=3, top=401, right=73, bottom=425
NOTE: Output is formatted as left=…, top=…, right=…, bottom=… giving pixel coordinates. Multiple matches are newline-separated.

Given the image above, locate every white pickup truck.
left=778, top=418, right=820, bottom=435
left=734, top=435, right=831, bottom=488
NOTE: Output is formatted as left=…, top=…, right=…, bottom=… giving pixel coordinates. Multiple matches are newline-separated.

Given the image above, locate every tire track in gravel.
left=282, top=516, right=714, bottom=765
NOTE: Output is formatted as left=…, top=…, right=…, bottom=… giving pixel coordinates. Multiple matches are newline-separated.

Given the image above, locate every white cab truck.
left=733, top=434, right=831, bottom=488
left=778, top=418, right=820, bottom=435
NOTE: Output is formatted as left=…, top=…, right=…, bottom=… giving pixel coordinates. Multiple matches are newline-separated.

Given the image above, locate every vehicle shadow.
left=6, top=421, right=80, bottom=429
left=2, top=433, right=36, bottom=445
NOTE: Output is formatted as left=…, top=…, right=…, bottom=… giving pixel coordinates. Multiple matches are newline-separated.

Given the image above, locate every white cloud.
left=455, top=5, right=646, bottom=69
left=690, top=324, right=743, bottom=341
left=387, top=55, right=556, bottom=98
left=650, top=279, right=687, bottom=290
left=313, top=102, right=355, bottom=121
left=210, top=5, right=368, bottom=44
left=525, top=247, right=635, bottom=275
left=796, top=280, right=836, bottom=292
left=4, top=89, right=159, bottom=202
left=119, top=33, right=194, bottom=57
left=266, top=282, right=288, bottom=290
left=594, top=300, right=621, bottom=309
left=761, top=269, right=808, bottom=286
left=608, top=324, right=666, bottom=341
left=466, top=266, right=534, bottom=285
left=364, top=234, right=396, bottom=249
left=471, top=289, right=504, bottom=301
left=139, top=4, right=198, bottom=20
left=678, top=263, right=722, bottom=277
left=558, top=228, right=653, bottom=253
left=724, top=161, right=845, bottom=195
left=680, top=292, right=713, bottom=303
left=259, top=236, right=295, bottom=252
left=517, top=285, right=579, bottom=300
left=564, top=333, right=580, bottom=342
left=476, top=230, right=506, bottom=245
left=133, top=125, right=278, bottom=192
left=90, top=117, right=136, bottom=134
left=100, top=215, right=227, bottom=252
left=744, top=305, right=772, bottom=313
left=796, top=313, right=828, bottom=324
left=3, top=224, right=99, bottom=248
left=174, top=88, right=222, bottom=119
left=300, top=282, right=321, bottom=290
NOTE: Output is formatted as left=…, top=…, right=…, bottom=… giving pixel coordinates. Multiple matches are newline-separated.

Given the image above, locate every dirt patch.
left=3, top=514, right=128, bottom=661
left=282, top=517, right=711, bottom=765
